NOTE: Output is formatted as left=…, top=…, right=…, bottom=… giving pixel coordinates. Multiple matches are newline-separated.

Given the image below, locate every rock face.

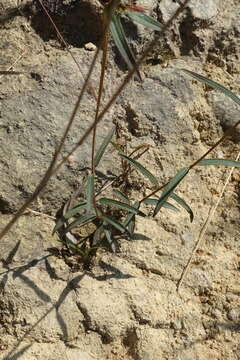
left=0, top=0, right=239, bottom=359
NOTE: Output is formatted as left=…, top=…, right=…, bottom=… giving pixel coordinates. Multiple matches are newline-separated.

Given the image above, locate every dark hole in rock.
left=30, top=0, right=102, bottom=47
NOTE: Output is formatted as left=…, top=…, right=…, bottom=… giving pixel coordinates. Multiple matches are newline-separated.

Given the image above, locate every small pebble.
left=227, top=308, right=239, bottom=322
left=84, top=42, right=97, bottom=51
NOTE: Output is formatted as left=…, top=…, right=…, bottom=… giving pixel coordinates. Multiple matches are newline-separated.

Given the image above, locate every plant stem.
left=91, top=11, right=110, bottom=214
left=177, top=151, right=240, bottom=291
left=91, top=29, right=109, bottom=175
left=0, top=0, right=191, bottom=241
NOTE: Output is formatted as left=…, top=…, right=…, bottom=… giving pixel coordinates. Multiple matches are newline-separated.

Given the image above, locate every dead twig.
left=23, top=208, right=55, bottom=220
left=177, top=151, right=240, bottom=291
left=0, top=50, right=27, bottom=80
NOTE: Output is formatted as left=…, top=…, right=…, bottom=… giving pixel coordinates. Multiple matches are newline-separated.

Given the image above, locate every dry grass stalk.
left=177, top=151, right=240, bottom=291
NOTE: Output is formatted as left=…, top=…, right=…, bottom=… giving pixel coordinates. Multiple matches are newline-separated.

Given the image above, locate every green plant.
left=106, top=0, right=162, bottom=80
left=0, top=0, right=239, bottom=268
left=53, top=126, right=194, bottom=259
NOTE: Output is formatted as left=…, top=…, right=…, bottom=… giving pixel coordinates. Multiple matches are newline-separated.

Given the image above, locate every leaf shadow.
left=2, top=273, right=85, bottom=360
left=130, top=233, right=151, bottom=241
left=0, top=242, right=82, bottom=354
left=90, top=260, right=134, bottom=281
left=30, top=0, right=102, bottom=47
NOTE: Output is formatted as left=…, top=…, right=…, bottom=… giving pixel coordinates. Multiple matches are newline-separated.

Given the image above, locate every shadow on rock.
left=30, top=0, right=102, bottom=47
left=2, top=272, right=85, bottom=360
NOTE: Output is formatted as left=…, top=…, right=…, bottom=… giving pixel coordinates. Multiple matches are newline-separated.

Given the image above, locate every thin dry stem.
left=50, top=0, right=192, bottom=176
left=91, top=30, right=109, bottom=175
left=140, top=118, right=240, bottom=204
left=177, top=151, right=240, bottom=291
left=0, top=1, right=120, bottom=241
left=0, top=50, right=26, bottom=79
left=95, top=146, right=150, bottom=197
left=24, top=208, right=55, bottom=220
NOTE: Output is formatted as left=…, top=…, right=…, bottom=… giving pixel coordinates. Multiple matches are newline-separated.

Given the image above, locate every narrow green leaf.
left=53, top=201, right=87, bottom=234
left=198, top=159, right=240, bottom=167
left=94, top=126, right=115, bottom=167
left=123, top=202, right=140, bottom=235
left=153, top=167, right=189, bottom=217
left=84, top=245, right=103, bottom=256
left=99, top=210, right=129, bottom=234
left=103, top=225, right=116, bottom=252
left=110, top=14, right=142, bottom=81
left=96, top=170, right=116, bottom=181
left=86, top=175, right=95, bottom=213
left=125, top=11, right=162, bottom=31
left=57, top=238, right=85, bottom=256
left=170, top=193, right=193, bottom=222
left=143, top=198, right=180, bottom=212
left=92, top=225, right=104, bottom=246
left=113, top=190, right=130, bottom=204
left=119, top=153, right=159, bottom=185
left=99, top=197, right=146, bottom=217
left=182, top=69, right=240, bottom=106
left=62, top=214, right=96, bottom=235
left=128, top=214, right=135, bottom=235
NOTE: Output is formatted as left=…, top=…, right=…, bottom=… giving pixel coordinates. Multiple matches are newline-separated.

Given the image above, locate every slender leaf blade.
left=53, top=201, right=87, bottom=234
left=128, top=214, right=135, bottom=235
left=123, top=202, right=140, bottom=235
left=99, top=197, right=146, bottom=217
left=94, top=126, right=115, bottom=167
left=99, top=210, right=129, bottom=234
left=92, top=225, right=104, bottom=246
left=143, top=198, right=180, bottom=212
left=103, top=225, right=116, bottom=252
left=153, top=167, right=189, bottom=217
left=199, top=159, right=240, bottom=167
left=170, top=193, right=193, bottom=222
left=120, top=153, right=159, bottom=185
left=113, top=190, right=130, bottom=204
left=125, top=11, right=162, bottom=31
left=62, top=214, right=96, bottom=235
left=86, top=175, right=95, bottom=213
left=182, top=69, right=240, bottom=106
left=57, top=237, right=85, bottom=256
left=110, top=14, right=142, bottom=81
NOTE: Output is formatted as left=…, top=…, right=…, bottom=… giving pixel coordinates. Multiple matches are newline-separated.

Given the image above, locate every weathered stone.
left=0, top=1, right=239, bottom=359
left=208, top=90, right=240, bottom=140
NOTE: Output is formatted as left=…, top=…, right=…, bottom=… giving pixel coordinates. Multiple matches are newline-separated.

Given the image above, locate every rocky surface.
left=0, top=0, right=239, bottom=359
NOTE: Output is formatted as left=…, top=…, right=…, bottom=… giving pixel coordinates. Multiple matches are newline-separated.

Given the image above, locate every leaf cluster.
left=0, top=1, right=239, bottom=271
left=53, top=68, right=240, bottom=263
left=53, top=127, right=193, bottom=258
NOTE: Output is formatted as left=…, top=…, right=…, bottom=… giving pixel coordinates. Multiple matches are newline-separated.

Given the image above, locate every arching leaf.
left=120, top=153, right=159, bottom=185
left=94, top=126, right=115, bottom=167
left=99, top=197, right=146, bottom=217
left=153, top=167, right=189, bottom=217
left=110, top=13, right=142, bottom=81
left=182, top=69, right=240, bottom=106
left=125, top=11, right=162, bottom=31
left=199, top=159, right=240, bottom=167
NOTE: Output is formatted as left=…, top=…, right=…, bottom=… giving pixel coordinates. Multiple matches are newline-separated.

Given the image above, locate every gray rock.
left=0, top=48, right=120, bottom=213
left=207, top=90, right=240, bottom=140
left=227, top=308, right=239, bottom=322
left=189, top=0, right=219, bottom=20
left=0, top=1, right=240, bottom=360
